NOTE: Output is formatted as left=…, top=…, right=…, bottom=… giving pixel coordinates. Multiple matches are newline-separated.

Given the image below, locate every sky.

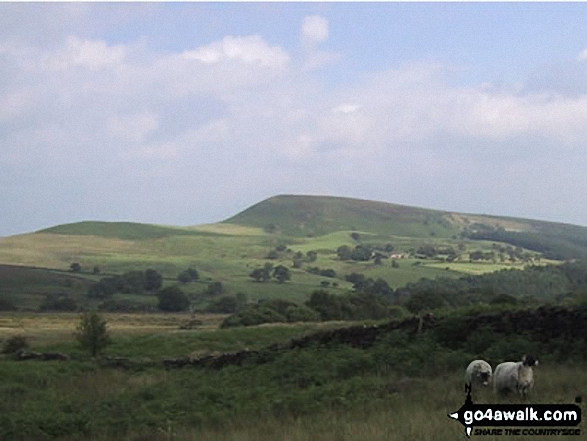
left=2, top=2, right=587, bottom=237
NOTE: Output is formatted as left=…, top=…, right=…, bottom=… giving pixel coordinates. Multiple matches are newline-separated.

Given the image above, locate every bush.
left=157, top=286, right=190, bottom=312
left=285, top=305, right=320, bottom=323
left=1, top=335, right=29, bottom=354
left=220, top=305, right=287, bottom=328
left=178, top=268, right=200, bottom=284
left=39, top=294, right=78, bottom=312
left=206, top=296, right=238, bottom=314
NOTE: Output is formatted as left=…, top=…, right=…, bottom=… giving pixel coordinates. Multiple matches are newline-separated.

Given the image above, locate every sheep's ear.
left=522, top=354, right=527, bottom=362
left=535, top=360, right=539, bottom=366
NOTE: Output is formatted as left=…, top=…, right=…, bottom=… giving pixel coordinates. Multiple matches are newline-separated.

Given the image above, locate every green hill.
left=3, top=194, right=587, bottom=312
left=225, top=195, right=587, bottom=260
left=223, top=195, right=460, bottom=238
left=38, top=221, right=220, bottom=241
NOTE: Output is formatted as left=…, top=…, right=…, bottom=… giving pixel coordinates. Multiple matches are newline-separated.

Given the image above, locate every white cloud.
left=332, top=104, right=361, bottom=114
left=5, top=25, right=587, bottom=235
left=106, top=113, right=159, bottom=143
left=43, top=36, right=126, bottom=71
left=302, top=15, right=329, bottom=44
left=182, top=36, right=290, bottom=69
left=577, top=48, right=587, bottom=61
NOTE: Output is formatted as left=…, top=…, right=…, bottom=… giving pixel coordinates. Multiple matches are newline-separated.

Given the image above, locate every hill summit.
left=224, top=194, right=494, bottom=238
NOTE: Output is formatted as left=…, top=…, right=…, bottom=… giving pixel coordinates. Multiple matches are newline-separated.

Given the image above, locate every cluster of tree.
left=292, top=250, right=318, bottom=268
left=205, top=293, right=248, bottom=314
left=221, top=299, right=321, bottom=328
left=156, top=286, right=190, bottom=312
left=305, top=267, right=336, bottom=278
left=249, top=264, right=291, bottom=283
left=87, top=269, right=163, bottom=299
left=464, top=224, right=587, bottom=261
left=39, top=294, right=78, bottom=312
left=401, top=260, right=587, bottom=314
left=221, top=288, right=408, bottom=328
left=345, top=273, right=393, bottom=297
left=98, top=298, right=156, bottom=313
left=414, top=245, right=458, bottom=261
left=177, top=268, right=199, bottom=284
left=336, top=243, right=395, bottom=263
left=153, top=279, right=227, bottom=313
left=305, top=290, right=399, bottom=321
left=336, top=245, right=371, bottom=261
left=69, top=263, right=101, bottom=274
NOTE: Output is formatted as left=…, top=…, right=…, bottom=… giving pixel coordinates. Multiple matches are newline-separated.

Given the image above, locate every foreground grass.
left=4, top=364, right=583, bottom=441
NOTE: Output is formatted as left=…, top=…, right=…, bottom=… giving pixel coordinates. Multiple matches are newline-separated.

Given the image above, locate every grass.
left=0, top=308, right=585, bottom=441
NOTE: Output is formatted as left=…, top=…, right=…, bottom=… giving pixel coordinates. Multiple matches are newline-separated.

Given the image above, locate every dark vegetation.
left=402, top=260, right=587, bottom=314
left=464, top=223, right=587, bottom=260
left=87, top=269, right=163, bottom=299
left=0, top=304, right=585, bottom=440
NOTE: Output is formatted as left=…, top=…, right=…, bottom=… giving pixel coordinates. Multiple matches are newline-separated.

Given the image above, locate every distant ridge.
left=38, top=221, right=217, bottom=241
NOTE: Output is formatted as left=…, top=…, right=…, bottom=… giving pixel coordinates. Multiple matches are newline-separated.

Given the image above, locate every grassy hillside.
left=38, top=221, right=223, bottom=241
left=2, top=194, right=587, bottom=311
left=224, top=194, right=461, bottom=238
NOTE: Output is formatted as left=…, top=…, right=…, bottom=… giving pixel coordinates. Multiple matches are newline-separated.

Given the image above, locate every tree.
left=178, top=268, right=199, bottom=284
left=75, top=312, right=112, bottom=357
left=70, top=262, right=82, bottom=273
left=249, top=264, right=272, bottom=282
left=273, top=265, right=291, bottom=283
left=157, top=286, right=190, bottom=312
left=306, top=251, right=318, bottom=262
left=337, top=245, right=352, bottom=261
left=144, top=269, right=163, bottom=291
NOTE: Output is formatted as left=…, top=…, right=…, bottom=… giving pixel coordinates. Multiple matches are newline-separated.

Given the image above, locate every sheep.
left=465, top=359, right=493, bottom=389
left=493, top=355, right=539, bottom=397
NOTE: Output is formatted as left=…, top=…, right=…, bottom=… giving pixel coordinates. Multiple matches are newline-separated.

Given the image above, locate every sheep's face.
left=479, top=371, right=490, bottom=386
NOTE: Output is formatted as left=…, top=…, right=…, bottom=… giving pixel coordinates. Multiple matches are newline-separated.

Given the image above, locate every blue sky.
left=2, top=2, right=587, bottom=236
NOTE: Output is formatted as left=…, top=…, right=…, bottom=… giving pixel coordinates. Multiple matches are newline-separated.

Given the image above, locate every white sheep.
left=465, top=359, right=493, bottom=389
left=493, top=355, right=539, bottom=397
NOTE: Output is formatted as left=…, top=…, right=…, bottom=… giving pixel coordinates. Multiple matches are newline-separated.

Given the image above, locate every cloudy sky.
left=2, top=2, right=587, bottom=236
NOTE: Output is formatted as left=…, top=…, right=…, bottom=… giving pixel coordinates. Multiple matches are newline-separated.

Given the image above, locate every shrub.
left=178, top=268, right=200, bottom=284
left=157, top=286, right=190, bottom=312
left=39, top=294, right=78, bottom=312
left=220, top=305, right=287, bottom=328
left=2, top=335, right=29, bottom=354
left=285, top=305, right=320, bottom=323
left=206, top=296, right=238, bottom=314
